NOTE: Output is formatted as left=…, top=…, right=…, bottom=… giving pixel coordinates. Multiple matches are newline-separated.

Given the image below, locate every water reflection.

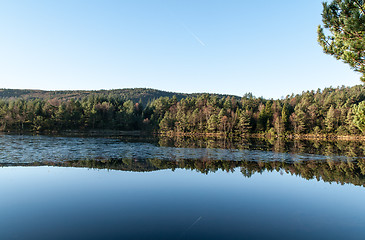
left=0, top=134, right=362, bottom=164
left=2, top=158, right=365, bottom=188
left=2, top=134, right=365, bottom=239
left=158, top=136, right=365, bottom=157
left=2, top=134, right=365, bottom=187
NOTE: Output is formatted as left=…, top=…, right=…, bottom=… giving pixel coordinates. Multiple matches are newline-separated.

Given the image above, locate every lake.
left=1, top=133, right=365, bottom=240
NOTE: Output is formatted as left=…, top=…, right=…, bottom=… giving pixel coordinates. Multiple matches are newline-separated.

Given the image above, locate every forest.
left=0, top=88, right=235, bottom=105
left=1, top=84, right=365, bottom=137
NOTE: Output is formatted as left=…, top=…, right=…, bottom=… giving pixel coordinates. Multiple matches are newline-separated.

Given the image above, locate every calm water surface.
left=0, top=134, right=365, bottom=240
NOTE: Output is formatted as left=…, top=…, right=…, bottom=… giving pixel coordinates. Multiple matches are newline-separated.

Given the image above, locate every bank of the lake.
left=158, top=131, right=365, bottom=141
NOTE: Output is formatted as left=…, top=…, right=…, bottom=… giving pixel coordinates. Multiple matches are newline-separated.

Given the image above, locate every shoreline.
left=158, top=131, right=365, bottom=141
left=1, top=129, right=365, bottom=141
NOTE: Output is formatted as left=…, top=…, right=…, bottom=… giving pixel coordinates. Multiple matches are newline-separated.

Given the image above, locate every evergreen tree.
left=353, top=101, right=365, bottom=133
left=159, top=112, right=174, bottom=132
left=325, top=105, right=336, bottom=132
left=318, top=0, right=365, bottom=81
left=346, top=107, right=360, bottom=134
left=175, top=109, right=188, bottom=132
left=207, top=114, right=219, bottom=132
left=237, top=111, right=251, bottom=134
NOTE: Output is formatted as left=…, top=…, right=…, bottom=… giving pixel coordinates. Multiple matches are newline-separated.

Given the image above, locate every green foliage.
left=1, top=85, right=365, bottom=136
left=159, top=112, right=175, bottom=132
left=237, top=111, right=252, bottom=134
left=353, top=101, right=365, bottom=132
left=318, top=0, right=365, bottom=81
left=0, top=88, right=238, bottom=106
left=207, top=114, right=219, bottom=132
left=325, top=105, right=337, bottom=132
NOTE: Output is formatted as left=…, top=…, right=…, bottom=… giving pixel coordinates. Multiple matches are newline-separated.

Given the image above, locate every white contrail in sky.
left=181, top=24, right=206, bottom=47
left=163, top=7, right=206, bottom=47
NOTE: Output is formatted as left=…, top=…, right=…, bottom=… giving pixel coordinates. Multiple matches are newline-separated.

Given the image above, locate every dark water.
left=1, top=134, right=365, bottom=240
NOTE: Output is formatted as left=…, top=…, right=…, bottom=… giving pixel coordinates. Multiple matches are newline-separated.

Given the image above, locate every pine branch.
left=353, top=0, right=365, bottom=16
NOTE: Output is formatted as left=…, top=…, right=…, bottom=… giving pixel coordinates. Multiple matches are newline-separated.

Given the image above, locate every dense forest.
left=1, top=85, right=365, bottom=136
left=0, top=88, right=237, bottom=105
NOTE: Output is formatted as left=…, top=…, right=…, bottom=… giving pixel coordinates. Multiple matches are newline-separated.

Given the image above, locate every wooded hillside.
left=1, top=85, right=365, bottom=137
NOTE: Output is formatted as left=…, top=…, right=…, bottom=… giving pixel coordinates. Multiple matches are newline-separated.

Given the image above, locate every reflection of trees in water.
left=157, top=136, right=365, bottom=157
left=77, top=158, right=365, bottom=187
left=45, top=136, right=365, bottom=187
left=238, top=159, right=365, bottom=187
left=2, top=135, right=365, bottom=186
left=7, top=157, right=365, bottom=187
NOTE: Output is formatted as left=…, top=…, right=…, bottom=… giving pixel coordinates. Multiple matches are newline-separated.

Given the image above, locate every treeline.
left=0, top=96, right=145, bottom=131
left=0, top=88, right=237, bottom=105
left=155, top=85, right=365, bottom=136
left=1, top=85, right=365, bottom=135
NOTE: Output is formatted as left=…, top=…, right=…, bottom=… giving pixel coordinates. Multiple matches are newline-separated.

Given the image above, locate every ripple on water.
left=0, top=134, right=357, bottom=164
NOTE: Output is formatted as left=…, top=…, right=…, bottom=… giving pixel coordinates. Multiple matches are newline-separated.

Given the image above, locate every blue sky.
left=0, top=0, right=361, bottom=98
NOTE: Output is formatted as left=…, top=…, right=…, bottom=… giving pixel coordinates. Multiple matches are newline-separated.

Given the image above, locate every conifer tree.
left=346, top=107, right=360, bottom=134
left=353, top=101, right=365, bottom=132
left=325, top=105, right=336, bottom=132
left=207, top=114, right=219, bottom=132
left=237, top=111, right=251, bottom=134
left=318, top=0, right=365, bottom=81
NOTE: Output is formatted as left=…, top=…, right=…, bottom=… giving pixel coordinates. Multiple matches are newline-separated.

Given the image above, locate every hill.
left=0, top=88, right=240, bottom=105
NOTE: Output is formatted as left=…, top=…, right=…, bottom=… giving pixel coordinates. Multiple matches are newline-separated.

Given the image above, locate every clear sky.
left=0, top=0, right=362, bottom=98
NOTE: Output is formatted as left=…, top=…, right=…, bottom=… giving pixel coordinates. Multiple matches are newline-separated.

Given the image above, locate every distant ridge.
left=0, top=88, right=240, bottom=105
